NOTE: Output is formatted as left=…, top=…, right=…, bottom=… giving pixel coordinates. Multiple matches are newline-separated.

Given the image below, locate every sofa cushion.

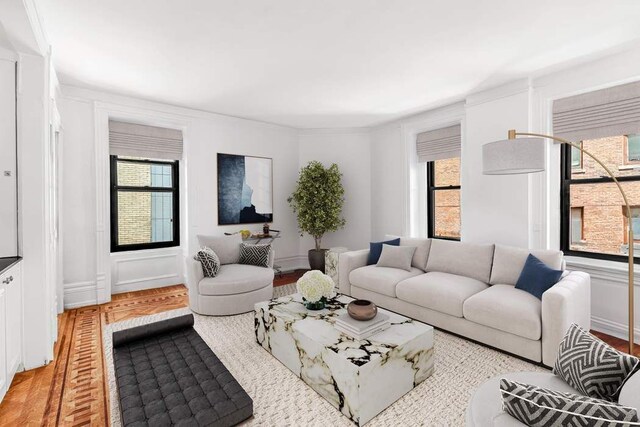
left=500, top=379, right=639, bottom=426
left=515, top=254, right=563, bottom=299
left=426, top=239, right=495, bottom=283
left=198, top=264, right=274, bottom=296
left=197, top=234, right=242, bottom=265
left=463, top=285, right=542, bottom=340
left=349, top=265, right=423, bottom=298
left=490, top=244, right=564, bottom=286
left=386, top=235, right=431, bottom=271
left=396, top=271, right=488, bottom=318
left=376, top=244, right=416, bottom=272
left=367, top=238, right=400, bottom=265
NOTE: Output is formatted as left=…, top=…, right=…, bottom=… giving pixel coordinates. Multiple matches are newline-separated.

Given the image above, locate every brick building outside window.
left=564, top=134, right=640, bottom=258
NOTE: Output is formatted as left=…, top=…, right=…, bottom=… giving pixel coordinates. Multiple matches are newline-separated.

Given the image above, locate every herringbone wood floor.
left=0, top=271, right=635, bottom=426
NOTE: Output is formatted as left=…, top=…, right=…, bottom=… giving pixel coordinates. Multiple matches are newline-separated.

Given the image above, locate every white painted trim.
left=592, top=315, right=640, bottom=343
left=297, top=127, right=371, bottom=135
left=63, top=280, right=98, bottom=309
left=94, top=102, right=111, bottom=304
left=114, top=273, right=180, bottom=287
left=465, top=78, right=531, bottom=107
left=275, top=255, right=309, bottom=271
left=62, top=84, right=297, bottom=131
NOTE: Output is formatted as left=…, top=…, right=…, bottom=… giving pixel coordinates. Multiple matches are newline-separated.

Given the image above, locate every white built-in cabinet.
left=0, top=261, right=22, bottom=403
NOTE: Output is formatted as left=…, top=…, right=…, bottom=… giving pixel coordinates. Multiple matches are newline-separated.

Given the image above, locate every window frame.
left=426, top=159, right=461, bottom=241
left=110, top=155, right=180, bottom=252
left=560, top=143, right=640, bottom=262
left=622, top=206, right=640, bottom=244
left=570, top=206, right=584, bottom=244
left=571, top=142, right=584, bottom=170
left=624, top=134, right=640, bottom=165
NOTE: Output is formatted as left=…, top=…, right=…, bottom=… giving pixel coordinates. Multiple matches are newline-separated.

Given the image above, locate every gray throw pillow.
left=553, top=324, right=640, bottom=402
left=376, top=244, right=416, bottom=272
left=500, top=378, right=639, bottom=426
left=239, top=243, right=271, bottom=268
left=197, top=234, right=242, bottom=265
left=193, top=247, right=220, bottom=277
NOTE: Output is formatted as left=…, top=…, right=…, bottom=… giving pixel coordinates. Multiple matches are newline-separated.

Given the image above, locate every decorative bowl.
left=347, top=299, right=377, bottom=321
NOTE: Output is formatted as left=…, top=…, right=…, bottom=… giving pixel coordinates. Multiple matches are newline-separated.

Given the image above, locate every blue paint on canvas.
left=217, top=153, right=273, bottom=225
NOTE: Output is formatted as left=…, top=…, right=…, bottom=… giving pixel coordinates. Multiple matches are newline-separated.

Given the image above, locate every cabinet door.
left=0, top=286, right=7, bottom=400
left=6, top=265, right=21, bottom=373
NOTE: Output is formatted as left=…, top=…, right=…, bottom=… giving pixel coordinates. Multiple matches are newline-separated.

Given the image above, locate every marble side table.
left=325, top=247, right=348, bottom=287
left=255, top=294, right=434, bottom=425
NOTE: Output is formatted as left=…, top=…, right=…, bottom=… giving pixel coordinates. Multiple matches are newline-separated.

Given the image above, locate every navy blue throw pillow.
left=367, top=238, right=400, bottom=265
left=515, top=254, right=563, bottom=299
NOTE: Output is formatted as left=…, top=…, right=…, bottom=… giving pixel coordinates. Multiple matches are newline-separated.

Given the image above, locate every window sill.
left=618, top=164, right=640, bottom=171
left=571, top=168, right=585, bottom=174
left=110, top=246, right=182, bottom=257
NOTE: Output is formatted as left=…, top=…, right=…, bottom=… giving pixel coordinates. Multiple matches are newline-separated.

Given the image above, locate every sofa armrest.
left=338, top=249, right=369, bottom=296
left=541, top=271, right=591, bottom=366
left=186, top=257, right=204, bottom=311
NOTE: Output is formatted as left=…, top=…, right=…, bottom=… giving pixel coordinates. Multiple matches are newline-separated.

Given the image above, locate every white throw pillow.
left=197, top=234, right=242, bottom=265
left=376, top=244, right=416, bottom=272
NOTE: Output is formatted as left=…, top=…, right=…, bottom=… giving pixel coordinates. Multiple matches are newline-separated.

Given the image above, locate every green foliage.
left=288, top=161, right=346, bottom=250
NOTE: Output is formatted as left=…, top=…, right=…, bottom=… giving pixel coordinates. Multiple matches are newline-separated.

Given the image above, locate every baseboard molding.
left=591, top=315, right=640, bottom=342
left=64, top=281, right=98, bottom=309
left=111, top=275, right=184, bottom=294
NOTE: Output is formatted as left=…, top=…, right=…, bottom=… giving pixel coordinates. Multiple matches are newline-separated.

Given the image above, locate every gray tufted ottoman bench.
left=113, top=314, right=253, bottom=426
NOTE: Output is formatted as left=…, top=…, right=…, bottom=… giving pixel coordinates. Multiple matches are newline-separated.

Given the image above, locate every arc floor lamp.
left=483, top=129, right=635, bottom=355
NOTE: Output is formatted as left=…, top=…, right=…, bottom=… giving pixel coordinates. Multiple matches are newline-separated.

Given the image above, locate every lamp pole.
left=507, top=130, right=635, bottom=355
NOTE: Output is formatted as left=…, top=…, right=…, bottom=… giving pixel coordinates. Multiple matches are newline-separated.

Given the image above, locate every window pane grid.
left=428, top=157, right=461, bottom=240
left=111, top=156, right=179, bottom=252
left=562, top=135, right=640, bottom=260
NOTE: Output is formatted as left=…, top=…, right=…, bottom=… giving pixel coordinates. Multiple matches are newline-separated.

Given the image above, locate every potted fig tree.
left=288, top=161, right=346, bottom=271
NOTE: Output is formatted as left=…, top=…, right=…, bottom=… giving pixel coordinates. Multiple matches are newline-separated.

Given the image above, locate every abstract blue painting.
left=217, top=153, right=273, bottom=225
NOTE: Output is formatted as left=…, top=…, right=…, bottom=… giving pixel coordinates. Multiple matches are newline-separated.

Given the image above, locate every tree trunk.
left=314, top=235, right=322, bottom=251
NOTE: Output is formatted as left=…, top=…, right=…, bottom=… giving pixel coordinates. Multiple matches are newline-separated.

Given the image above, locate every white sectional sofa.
left=338, top=238, right=591, bottom=366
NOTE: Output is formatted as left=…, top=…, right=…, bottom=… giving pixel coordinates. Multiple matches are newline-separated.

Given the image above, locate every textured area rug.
left=104, top=284, right=546, bottom=426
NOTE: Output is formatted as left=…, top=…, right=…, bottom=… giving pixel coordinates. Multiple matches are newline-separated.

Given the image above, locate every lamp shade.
left=482, top=137, right=545, bottom=175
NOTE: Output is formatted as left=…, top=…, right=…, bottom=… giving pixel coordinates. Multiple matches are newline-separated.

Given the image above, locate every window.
left=626, top=134, right=640, bottom=163
left=561, top=135, right=640, bottom=260
left=623, top=207, right=640, bottom=244
left=427, top=156, right=461, bottom=240
left=110, top=156, right=180, bottom=252
left=571, top=143, right=583, bottom=169
left=570, top=207, right=583, bottom=244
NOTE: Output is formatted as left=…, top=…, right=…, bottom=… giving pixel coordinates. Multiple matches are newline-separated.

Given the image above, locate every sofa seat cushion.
left=395, top=271, right=488, bottom=318
left=463, top=285, right=542, bottom=340
left=349, top=265, right=423, bottom=297
left=199, top=264, right=274, bottom=296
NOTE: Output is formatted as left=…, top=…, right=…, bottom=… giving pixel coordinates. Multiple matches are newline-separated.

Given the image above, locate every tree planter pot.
left=308, top=249, right=328, bottom=272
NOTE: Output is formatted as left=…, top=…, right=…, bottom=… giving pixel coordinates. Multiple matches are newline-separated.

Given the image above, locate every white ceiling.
left=36, top=0, right=640, bottom=128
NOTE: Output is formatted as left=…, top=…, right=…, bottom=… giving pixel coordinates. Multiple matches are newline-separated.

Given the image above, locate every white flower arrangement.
left=296, top=270, right=335, bottom=303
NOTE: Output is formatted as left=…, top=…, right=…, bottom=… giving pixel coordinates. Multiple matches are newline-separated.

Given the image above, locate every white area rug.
left=104, top=284, right=546, bottom=426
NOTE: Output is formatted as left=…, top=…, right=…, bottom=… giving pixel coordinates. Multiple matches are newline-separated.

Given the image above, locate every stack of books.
left=335, top=312, right=390, bottom=340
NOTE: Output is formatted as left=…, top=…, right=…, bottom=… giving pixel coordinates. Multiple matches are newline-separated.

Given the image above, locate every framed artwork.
left=217, top=153, right=273, bottom=225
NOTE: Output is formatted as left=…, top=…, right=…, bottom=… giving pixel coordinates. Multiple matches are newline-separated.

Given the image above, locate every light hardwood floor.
left=0, top=272, right=634, bottom=426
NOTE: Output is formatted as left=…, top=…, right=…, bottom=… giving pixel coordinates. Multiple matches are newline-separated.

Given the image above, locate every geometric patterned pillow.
left=500, top=379, right=640, bottom=426
left=193, top=246, right=220, bottom=277
left=239, top=243, right=271, bottom=268
left=553, top=323, right=640, bottom=402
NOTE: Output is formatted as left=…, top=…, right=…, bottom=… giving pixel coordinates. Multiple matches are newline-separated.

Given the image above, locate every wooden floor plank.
left=0, top=273, right=633, bottom=426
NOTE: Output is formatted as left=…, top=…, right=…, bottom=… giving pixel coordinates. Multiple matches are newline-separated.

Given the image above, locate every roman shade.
left=109, top=120, right=183, bottom=160
left=416, top=124, right=461, bottom=162
left=553, top=80, right=640, bottom=141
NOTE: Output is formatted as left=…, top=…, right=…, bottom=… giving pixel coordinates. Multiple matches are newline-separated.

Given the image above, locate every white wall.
left=298, top=129, right=372, bottom=252
left=60, top=86, right=301, bottom=308
left=370, top=124, right=405, bottom=240
left=462, top=81, right=532, bottom=247
left=0, top=58, right=17, bottom=258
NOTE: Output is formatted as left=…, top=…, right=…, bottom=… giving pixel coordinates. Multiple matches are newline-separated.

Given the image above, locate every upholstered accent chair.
left=186, top=234, right=274, bottom=316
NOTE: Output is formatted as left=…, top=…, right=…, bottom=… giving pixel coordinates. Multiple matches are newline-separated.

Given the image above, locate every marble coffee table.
left=254, top=293, right=434, bottom=426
